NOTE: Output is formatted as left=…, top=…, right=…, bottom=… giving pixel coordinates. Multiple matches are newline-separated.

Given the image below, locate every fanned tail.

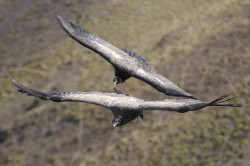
left=208, top=94, right=241, bottom=107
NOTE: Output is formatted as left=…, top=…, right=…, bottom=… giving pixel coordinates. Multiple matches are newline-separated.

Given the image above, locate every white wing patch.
left=96, top=42, right=124, bottom=60
left=154, top=77, right=165, bottom=85
left=137, top=68, right=148, bottom=75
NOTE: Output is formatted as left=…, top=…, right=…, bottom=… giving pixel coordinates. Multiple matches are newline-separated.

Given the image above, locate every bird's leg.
left=114, top=87, right=130, bottom=96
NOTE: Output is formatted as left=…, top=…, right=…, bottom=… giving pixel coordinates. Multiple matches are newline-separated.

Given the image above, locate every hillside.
left=0, top=0, right=249, bottom=166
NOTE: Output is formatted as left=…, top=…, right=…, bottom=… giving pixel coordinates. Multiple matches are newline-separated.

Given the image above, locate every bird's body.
left=12, top=79, right=240, bottom=127
left=57, top=15, right=195, bottom=99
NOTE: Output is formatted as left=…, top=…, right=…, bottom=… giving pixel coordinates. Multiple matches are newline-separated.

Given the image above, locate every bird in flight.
left=57, top=15, right=195, bottom=99
left=12, top=79, right=240, bottom=128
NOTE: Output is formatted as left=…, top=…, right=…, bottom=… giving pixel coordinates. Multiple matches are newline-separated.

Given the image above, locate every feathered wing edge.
left=12, top=79, right=241, bottom=112
left=171, top=94, right=241, bottom=113
left=12, top=79, right=127, bottom=100
left=56, top=15, right=124, bottom=59
left=207, top=94, right=241, bottom=107
left=12, top=79, right=70, bottom=102
left=12, top=79, right=49, bottom=100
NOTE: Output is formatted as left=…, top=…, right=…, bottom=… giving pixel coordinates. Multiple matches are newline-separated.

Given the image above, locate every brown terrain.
left=0, top=0, right=249, bottom=166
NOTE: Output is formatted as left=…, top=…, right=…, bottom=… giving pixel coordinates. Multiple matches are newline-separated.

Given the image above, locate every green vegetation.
left=0, top=0, right=249, bottom=166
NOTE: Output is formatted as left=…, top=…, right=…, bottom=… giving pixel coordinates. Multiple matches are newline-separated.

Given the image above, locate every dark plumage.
left=57, top=15, right=195, bottom=99
left=12, top=79, right=241, bottom=128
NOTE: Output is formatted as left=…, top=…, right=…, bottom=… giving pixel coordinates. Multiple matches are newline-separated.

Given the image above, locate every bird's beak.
left=112, top=123, right=117, bottom=128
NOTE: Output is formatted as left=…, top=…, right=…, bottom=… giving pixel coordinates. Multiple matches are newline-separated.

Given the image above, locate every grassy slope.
left=0, top=0, right=249, bottom=166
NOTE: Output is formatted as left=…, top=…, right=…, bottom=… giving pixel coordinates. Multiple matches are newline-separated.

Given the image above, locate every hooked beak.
left=112, top=121, right=120, bottom=128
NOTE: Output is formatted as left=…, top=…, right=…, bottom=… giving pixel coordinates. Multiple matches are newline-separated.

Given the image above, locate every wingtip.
left=189, top=95, right=198, bottom=100
left=232, top=104, right=242, bottom=107
left=208, top=94, right=241, bottom=107
left=11, top=79, right=25, bottom=92
left=56, top=15, right=69, bottom=26
left=56, top=15, right=76, bottom=35
left=56, top=14, right=63, bottom=23
left=11, top=78, right=19, bottom=87
left=56, top=14, right=63, bottom=21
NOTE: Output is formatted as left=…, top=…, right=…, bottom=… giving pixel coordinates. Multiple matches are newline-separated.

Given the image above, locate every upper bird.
left=57, top=15, right=195, bottom=99
left=12, top=79, right=240, bottom=128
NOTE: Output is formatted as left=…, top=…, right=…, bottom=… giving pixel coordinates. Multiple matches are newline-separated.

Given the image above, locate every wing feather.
left=133, top=71, right=195, bottom=98
left=11, top=79, right=142, bottom=109
left=140, top=94, right=241, bottom=112
left=12, top=80, right=240, bottom=113
left=123, top=48, right=156, bottom=73
left=12, top=79, right=109, bottom=105
left=57, top=15, right=128, bottom=63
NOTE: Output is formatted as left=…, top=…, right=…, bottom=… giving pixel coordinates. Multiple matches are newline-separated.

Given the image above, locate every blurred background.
left=0, top=0, right=249, bottom=165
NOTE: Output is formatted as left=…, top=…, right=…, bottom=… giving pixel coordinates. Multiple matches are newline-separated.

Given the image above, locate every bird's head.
left=112, top=117, right=122, bottom=128
left=113, top=76, right=123, bottom=85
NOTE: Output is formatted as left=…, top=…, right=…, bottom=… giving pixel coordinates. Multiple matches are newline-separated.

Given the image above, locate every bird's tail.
left=207, top=94, right=241, bottom=107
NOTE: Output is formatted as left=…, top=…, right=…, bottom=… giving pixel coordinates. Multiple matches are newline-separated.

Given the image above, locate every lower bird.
left=12, top=79, right=240, bottom=128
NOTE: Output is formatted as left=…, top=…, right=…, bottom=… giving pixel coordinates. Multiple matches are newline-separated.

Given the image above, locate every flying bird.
left=57, top=15, right=195, bottom=99
left=12, top=79, right=240, bottom=128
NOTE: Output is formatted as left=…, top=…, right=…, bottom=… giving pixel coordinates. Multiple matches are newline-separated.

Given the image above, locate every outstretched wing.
left=11, top=79, right=143, bottom=110
left=57, top=15, right=130, bottom=66
left=12, top=79, right=240, bottom=113
left=11, top=79, right=128, bottom=109
left=140, top=94, right=241, bottom=113
left=136, top=72, right=195, bottom=98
